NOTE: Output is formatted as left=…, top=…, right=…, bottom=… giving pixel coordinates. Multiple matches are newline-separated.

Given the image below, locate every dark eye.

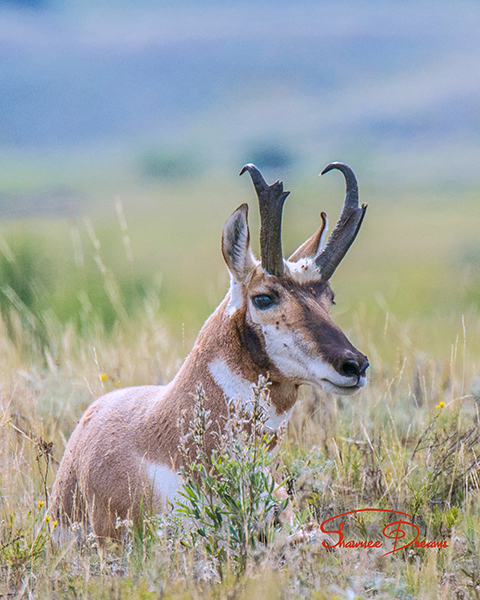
left=252, top=294, right=275, bottom=310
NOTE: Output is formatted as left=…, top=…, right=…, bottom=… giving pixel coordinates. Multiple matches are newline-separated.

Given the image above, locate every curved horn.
left=314, top=162, right=367, bottom=280
left=240, top=164, right=290, bottom=277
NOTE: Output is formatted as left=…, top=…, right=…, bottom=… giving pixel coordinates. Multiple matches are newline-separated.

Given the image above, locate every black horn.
left=240, top=164, right=290, bottom=277
left=314, top=162, right=367, bottom=280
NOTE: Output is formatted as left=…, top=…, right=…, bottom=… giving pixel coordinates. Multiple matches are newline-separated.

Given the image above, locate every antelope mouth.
left=319, top=375, right=367, bottom=396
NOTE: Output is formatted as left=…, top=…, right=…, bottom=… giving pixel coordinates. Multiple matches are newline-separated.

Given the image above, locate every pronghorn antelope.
left=51, top=162, right=369, bottom=540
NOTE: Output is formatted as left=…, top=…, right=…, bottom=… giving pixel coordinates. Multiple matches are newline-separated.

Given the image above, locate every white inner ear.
left=222, top=209, right=256, bottom=283
left=231, top=245, right=256, bottom=281
left=318, top=215, right=328, bottom=251
left=222, top=206, right=258, bottom=315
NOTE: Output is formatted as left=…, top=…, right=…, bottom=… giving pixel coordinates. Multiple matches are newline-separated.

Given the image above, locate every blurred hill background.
left=0, top=0, right=480, bottom=354
left=1, top=0, right=479, bottom=195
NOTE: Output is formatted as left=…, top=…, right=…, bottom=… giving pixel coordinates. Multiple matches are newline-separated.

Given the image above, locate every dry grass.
left=0, top=294, right=480, bottom=599
left=1, top=185, right=480, bottom=598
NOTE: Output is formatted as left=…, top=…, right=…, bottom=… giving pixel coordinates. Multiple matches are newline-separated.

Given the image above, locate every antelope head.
left=222, top=162, right=369, bottom=396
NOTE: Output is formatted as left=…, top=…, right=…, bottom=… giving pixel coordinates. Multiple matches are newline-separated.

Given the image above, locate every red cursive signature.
left=320, top=508, right=424, bottom=557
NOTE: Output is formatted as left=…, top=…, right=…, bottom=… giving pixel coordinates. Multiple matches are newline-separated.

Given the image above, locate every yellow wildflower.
left=52, top=520, right=58, bottom=529
left=99, top=373, right=109, bottom=381
left=439, top=401, right=445, bottom=408
left=45, top=514, right=51, bottom=523
left=38, top=500, right=45, bottom=509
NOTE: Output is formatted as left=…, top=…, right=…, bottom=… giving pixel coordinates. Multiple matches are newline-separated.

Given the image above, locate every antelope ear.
left=222, top=204, right=256, bottom=282
left=288, top=212, right=328, bottom=262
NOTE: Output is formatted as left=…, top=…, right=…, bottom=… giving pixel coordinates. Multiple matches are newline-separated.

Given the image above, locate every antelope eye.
left=252, top=294, right=275, bottom=310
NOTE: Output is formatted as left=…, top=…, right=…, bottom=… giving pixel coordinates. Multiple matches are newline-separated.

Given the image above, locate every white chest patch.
left=145, top=461, right=181, bottom=505
left=208, top=358, right=293, bottom=431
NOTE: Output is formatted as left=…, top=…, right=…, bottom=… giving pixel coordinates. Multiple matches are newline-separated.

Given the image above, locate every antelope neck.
left=171, top=295, right=299, bottom=426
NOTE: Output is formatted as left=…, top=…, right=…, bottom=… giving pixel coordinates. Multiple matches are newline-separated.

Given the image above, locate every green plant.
left=175, top=377, right=289, bottom=581
left=0, top=500, right=55, bottom=589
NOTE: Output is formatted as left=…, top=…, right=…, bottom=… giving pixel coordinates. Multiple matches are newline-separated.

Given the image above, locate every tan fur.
left=51, top=201, right=368, bottom=541
left=50, top=293, right=290, bottom=536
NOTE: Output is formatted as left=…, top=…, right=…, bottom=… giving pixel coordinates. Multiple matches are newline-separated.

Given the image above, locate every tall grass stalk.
left=1, top=196, right=480, bottom=597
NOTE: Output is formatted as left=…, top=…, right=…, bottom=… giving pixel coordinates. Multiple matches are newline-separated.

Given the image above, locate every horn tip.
left=319, top=162, right=346, bottom=177
left=239, top=163, right=256, bottom=176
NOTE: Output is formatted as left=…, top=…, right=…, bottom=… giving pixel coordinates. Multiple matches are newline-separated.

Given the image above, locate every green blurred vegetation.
left=139, top=147, right=204, bottom=181
left=1, top=175, right=480, bottom=363
left=1, top=175, right=480, bottom=598
left=0, top=219, right=149, bottom=352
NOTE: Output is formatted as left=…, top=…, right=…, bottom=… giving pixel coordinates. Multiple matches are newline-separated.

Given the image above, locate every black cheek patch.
left=241, top=322, right=271, bottom=371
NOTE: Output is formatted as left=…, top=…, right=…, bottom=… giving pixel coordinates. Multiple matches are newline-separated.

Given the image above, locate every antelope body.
left=51, top=163, right=369, bottom=540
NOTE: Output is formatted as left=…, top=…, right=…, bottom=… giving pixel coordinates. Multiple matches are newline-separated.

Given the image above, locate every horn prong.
left=241, top=164, right=290, bottom=277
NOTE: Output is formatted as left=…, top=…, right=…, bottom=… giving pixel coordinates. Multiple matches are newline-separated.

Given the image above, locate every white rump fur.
left=145, top=462, right=181, bottom=506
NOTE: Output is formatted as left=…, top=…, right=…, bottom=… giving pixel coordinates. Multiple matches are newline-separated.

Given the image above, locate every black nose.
left=339, top=355, right=369, bottom=378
